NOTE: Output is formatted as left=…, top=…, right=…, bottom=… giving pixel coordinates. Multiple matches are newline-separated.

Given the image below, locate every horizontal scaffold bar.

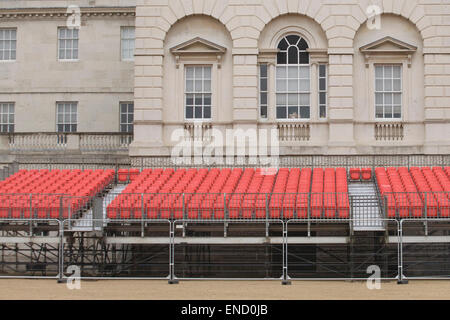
left=104, top=236, right=349, bottom=245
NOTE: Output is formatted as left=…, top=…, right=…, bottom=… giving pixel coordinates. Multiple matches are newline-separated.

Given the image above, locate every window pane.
left=260, top=106, right=267, bottom=118
left=375, top=106, right=383, bottom=118
left=277, top=52, right=287, bottom=65
left=186, top=107, right=193, bottom=119
left=393, top=106, right=401, bottom=118
left=260, top=93, right=267, bottom=105
left=300, top=79, right=309, bottom=91
left=384, top=66, right=392, bottom=78
left=204, top=67, right=211, bottom=79
left=384, top=94, right=392, bottom=105
left=186, top=80, right=194, bottom=92
left=286, top=35, right=300, bottom=45
left=260, top=64, right=267, bottom=78
left=288, top=46, right=298, bottom=64
left=186, top=67, right=194, bottom=79
left=288, top=66, right=298, bottom=78
left=276, top=66, right=286, bottom=78
left=299, top=66, right=309, bottom=78
left=277, top=79, right=287, bottom=92
left=319, top=105, right=326, bottom=118
left=288, top=94, right=298, bottom=105
left=204, top=94, right=211, bottom=106
left=384, top=79, right=392, bottom=91
left=385, top=106, right=393, bottom=118
left=194, top=80, right=202, bottom=92
left=276, top=94, right=286, bottom=105
left=194, top=107, right=202, bottom=118
left=204, top=80, right=211, bottom=92
left=319, top=92, right=326, bottom=105
left=375, top=66, right=383, bottom=78
left=288, top=79, right=298, bottom=92
left=288, top=107, right=298, bottom=119
left=393, top=93, right=401, bottom=105
left=277, top=38, right=289, bottom=50
left=375, top=93, right=383, bottom=104
left=276, top=107, right=287, bottom=119
left=186, top=94, right=194, bottom=106
left=298, top=38, right=308, bottom=50
left=393, top=66, right=401, bottom=78
left=319, top=79, right=326, bottom=90
left=375, top=79, right=383, bottom=91
left=299, top=94, right=310, bottom=105
left=203, top=106, right=211, bottom=119
left=300, top=107, right=310, bottom=119
left=194, top=95, right=202, bottom=106
left=393, top=79, right=401, bottom=91
left=299, top=52, right=309, bottom=64
left=260, top=79, right=267, bottom=91
left=319, top=65, right=326, bottom=77
left=194, top=67, right=202, bottom=78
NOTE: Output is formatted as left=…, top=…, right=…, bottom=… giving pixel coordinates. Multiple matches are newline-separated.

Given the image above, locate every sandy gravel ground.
left=0, top=280, right=449, bottom=300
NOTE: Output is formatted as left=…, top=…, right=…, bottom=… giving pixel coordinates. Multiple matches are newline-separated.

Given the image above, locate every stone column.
left=327, top=51, right=356, bottom=154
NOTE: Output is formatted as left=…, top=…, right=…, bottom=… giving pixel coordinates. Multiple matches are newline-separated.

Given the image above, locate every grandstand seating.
left=361, top=168, right=372, bottom=181
left=350, top=168, right=360, bottom=180
left=107, top=167, right=351, bottom=220
left=375, top=167, right=450, bottom=218
left=0, top=169, right=114, bottom=219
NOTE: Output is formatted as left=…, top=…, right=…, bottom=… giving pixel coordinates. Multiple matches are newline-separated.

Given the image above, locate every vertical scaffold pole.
left=281, top=222, right=291, bottom=285
left=168, top=221, right=178, bottom=284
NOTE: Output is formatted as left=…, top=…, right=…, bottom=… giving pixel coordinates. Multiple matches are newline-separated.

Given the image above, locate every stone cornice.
left=0, top=7, right=135, bottom=19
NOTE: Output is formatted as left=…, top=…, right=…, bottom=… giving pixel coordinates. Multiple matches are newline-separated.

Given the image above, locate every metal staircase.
left=349, top=182, right=385, bottom=231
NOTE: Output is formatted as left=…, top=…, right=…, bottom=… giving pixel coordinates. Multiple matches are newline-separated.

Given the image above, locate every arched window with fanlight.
left=276, top=35, right=310, bottom=119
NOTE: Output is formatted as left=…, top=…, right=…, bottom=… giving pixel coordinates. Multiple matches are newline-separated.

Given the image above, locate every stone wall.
left=132, top=0, right=450, bottom=156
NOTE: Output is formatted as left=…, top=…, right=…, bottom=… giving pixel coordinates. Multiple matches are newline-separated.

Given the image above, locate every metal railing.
left=0, top=191, right=448, bottom=224
left=381, top=192, right=450, bottom=219
left=134, top=154, right=450, bottom=170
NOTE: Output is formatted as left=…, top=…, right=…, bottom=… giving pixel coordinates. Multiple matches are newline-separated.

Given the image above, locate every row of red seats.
left=117, top=169, right=140, bottom=182
left=229, top=169, right=255, bottom=218
left=269, top=168, right=289, bottom=218
left=376, top=167, right=450, bottom=218
left=0, top=169, right=114, bottom=219
left=106, top=167, right=351, bottom=220
left=418, top=167, right=450, bottom=217
left=350, top=168, right=372, bottom=181
left=336, top=168, right=350, bottom=218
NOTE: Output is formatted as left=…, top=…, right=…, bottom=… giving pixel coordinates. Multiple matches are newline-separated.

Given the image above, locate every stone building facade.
left=0, top=0, right=449, bottom=165
left=131, top=0, right=450, bottom=159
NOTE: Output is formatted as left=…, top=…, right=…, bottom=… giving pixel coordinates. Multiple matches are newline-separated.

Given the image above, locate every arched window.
left=276, top=35, right=310, bottom=119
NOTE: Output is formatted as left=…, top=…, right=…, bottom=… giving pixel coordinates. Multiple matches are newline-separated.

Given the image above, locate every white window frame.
left=374, top=64, right=402, bottom=120
left=120, top=102, right=134, bottom=133
left=275, top=35, right=311, bottom=121
left=318, top=64, right=327, bottom=119
left=56, top=102, right=78, bottom=133
left=0, top=102, right=14, bottom=133
left=0, top=28, right=17, bottom=61
left=184, top=65, right=212, bottom=121
left=121, top=27, right=135, bottom=61
left=58, top=27, right=79, bottom=61
left=259, top=64, right=268, bottom=120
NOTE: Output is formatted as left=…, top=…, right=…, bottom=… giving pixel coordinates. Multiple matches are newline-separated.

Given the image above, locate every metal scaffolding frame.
left=0, top=217, right=448, bottom=284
